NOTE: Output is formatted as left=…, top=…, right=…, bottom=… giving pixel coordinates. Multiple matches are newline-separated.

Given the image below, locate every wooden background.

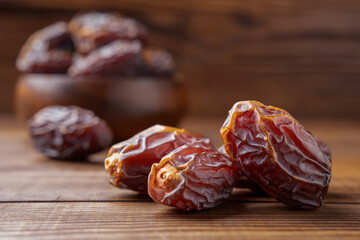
left=1, top=116, right=360, bottom=239
left=0, top=0, right=360, bottom=120
left=0, top=2, right=359, bottom=238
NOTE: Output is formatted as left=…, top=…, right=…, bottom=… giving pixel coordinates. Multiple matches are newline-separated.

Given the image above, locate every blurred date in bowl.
left=15, top=11, right=187, bottom=141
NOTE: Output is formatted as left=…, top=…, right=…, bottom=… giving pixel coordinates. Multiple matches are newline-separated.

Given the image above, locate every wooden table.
left=0, top=116, right=359, bottom=239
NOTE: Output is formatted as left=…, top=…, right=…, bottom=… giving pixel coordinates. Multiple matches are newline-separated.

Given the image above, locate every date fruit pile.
left=16, top=11, right=175, bottom=78
left=106, top=100, right=332, bottom=211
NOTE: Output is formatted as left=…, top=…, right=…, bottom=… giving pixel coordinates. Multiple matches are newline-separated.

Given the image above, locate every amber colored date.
left=148, top=144, right=237, bottom=211
left=28, top=105, right=113, bottom=160
left=16, top=22, right=73, bottom=73
left=105, top=125, right=212, bottom=193
left=220, top=100, right=332, bottom=209
left=68, top=11, right=147, bottom=54
left=218, top=145, right=263, bottom=192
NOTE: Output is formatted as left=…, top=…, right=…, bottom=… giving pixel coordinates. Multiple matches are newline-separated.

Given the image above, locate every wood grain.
left=0, top=116, right=359, bottom=202
left=0, top=1, right=360, bottom=119
left=0, top=114, right=359, bottom=239
left=1, top=202, right=360, bottom=240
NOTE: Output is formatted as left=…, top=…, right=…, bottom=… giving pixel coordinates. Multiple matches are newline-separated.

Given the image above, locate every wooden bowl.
left=15, top=74, right=187, bottom=141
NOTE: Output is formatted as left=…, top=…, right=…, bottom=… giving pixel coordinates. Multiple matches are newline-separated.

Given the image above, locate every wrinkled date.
left=17, top=12, right=175, bottom=78
left=69, top=41, right=175, bottom=78
left=68, top=11, right=147, bottom=54
left=105, top=125, right=212, bottom=193
left=16, top=22, right=73, bottom=73
left=218, top=145, right=263, bottom=192
left=315, top=136, right=332, bottom=162
left=28, top=105, right=113, bottom=160
left=139, top=48, right=175, bottom=77
left=69, top=40, right=143, bottom=77
left=220, top=101, right=332, bottom=209
left=148, top=144, right=237, bottom=211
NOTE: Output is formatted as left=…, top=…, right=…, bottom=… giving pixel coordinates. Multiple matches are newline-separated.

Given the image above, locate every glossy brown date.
left=220, top=100, right=332, bottom=209
left=148, top=144, right=237, bottom=211
left=314, top=135, right=332, bottom=162
left=68, top=11, right=147, bottom=54
left=105, top=125, right=212, bottom=193
left=69, top=40, right=142, bottom=77
left=16, top=22, right=73, bottom=73
left=69, top=41, right=175, bottom=78
left=28, top=105, right=113, bottom=160
left=218, top=145, right=263, bottom=192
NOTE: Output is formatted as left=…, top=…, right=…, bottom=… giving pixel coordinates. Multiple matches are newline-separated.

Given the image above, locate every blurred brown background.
left=1, top=0, right=359, bottom=120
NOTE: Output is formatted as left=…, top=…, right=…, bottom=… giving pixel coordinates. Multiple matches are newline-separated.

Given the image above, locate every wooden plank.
left=0, top=116, right=359, bottom=238
left=0, top=117, right=359, bottom=204
left=1, top=161, right=359, bottom=203
left=0, top=202, right=359, bottom=240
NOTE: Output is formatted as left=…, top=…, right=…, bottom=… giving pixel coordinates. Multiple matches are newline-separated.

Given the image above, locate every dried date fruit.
left=28, top=105, right=113, bottom=160
left=16, top=22, right=73, bottom=73
left=314, top=135, right=332, bottom=162
left=68, top=11, right=147, bottom=54
left=105, top=125, right=212, bottom=193
left=69, top=40, right=142, bottom=77
left=220, top=100, right=332, bottom=209
left=220, top=101, right=332, bottom=208
left=218, top=145, right=263, bottom=192
left=148, top=144, right=237, bottom=211
left=137, top=48, right=175, bottom=77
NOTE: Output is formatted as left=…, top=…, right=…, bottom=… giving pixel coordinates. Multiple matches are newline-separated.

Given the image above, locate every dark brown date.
left=105, top=125, right=212, bottom=193
left=16, top=22, right=73, bottom=73
left=28, top=105, right=113, bottom=160
left=220, top=100, right=332, bottom=209
left=68, top=11, right=147, bottom=54
left=69, top=40, right=142, bottom=77
left=148, top=144, right=237, bottom=211
left=138, top=48, right=175, bottom=77
left=314, top=135, right=332, bottom=162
